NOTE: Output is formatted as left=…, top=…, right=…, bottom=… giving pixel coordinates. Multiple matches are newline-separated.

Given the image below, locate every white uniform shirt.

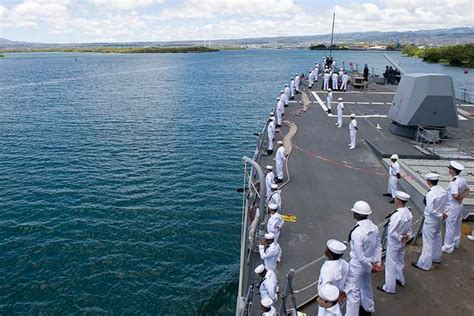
left=267, top=212, right=284, bottom=235
left=339, top=70, right=344, bottom=77
left=323, top=73, right=331, bottom=82
left=342, top=74, right=349, bottom=82
left=276, top=146, right=286, bottom=166
left=265, top=172, right=275, bottom=200
left=447, top=176, right=468, bottom=206
left=314, top=67, right=319, bottom=78
left=259, top=242, right=282, bottom=272
left=284, top=86, right=290, bottom=100
left=348, top=219, right=382, bottom=270
left=294, top=75, right=300, bottom=89
left=349, top=119, right=357, bottom=132
left=277, top=99, right=284, bottom=114
left=318, top=304, right=342, bottom=316
left=259, top=269, right=278, bottom=301
left=326, top=92, right=333, bottom=106
left=389, top=162, right=400, bottom=177
left=337, top=102, right=344, bottom=114
left=387, top=207, right=413, bottom=243
left=317, top=259, right=349, bottom=292
left=290, top=80, right=295, bottom=93
left=332, top=73, right=339, bottom=82
left=267, top=121, right=275, bottom=139
left=424, top=185, right=448, bottom=219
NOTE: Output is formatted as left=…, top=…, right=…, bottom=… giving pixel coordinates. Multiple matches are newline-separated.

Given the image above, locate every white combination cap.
left=390, top=154, right=399, bottom=160
left=449, top=161, right=464, bottom=171
left=264, top=232, right=275, bottom=240
left=261, top=297, right=273, bottom=308
left=268, top=203, right=278, bottom=210
left=338, top=97, right=343, bottom=101
left=351, top=200, right=372, bottom=215
left=327, top=239, right=347, bottom=254
left=319, top=284, right=339, bottom=302
left=266, top=165, right=273, bottom=171
left=271, top=183, right=279, bottom=190
left=254, top=264, right=265, bottom=274
left=277, top=140, right=284, bottom=145
left=425, top=172, right=440, bottom=181
left=350, top=113, right=356, bottom=118
left=395, top=191, right=410, bottom=201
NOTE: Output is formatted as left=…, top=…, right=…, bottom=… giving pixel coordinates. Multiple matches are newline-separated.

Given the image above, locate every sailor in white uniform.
left=275, top=141, right=286, bottom=183
left=443, top=161, right=470, bottom=253
left=290, top=78, right=295, bottom=99
left=275, top=98, right=283, bottom=127
left=269, top=184, right=282, bottom=212
left=265, top=165, right=275, bottom=202
left=279, top=90, right=286, bottom=113
left=335, top=97, right=344, bottom=128
left=259, top=233, right=282, bottom=272
left=317, top=239, right=349, bottom=316
left=344, top=201, right=382, bottom=316
left=384, top=154, right=401, bottom=203
left=260, top=297, right=276, bottom=316
left=378, top=191, right=413, bottom=294
left=314, top=63, right=320, bottom=81
left=254, top=264, right=278, bottom=302
left=340, top=72, right=350, bottom=91
left=267, top=117, right=276, bottom=154
left=338, top=68, right=344, bottom=77
left=284, top=84, right=290, bottom=106
left=267, top=203, right=284, bottom=242
left=309, top=68, right=314, bottom=88
left=412, top=173, right=448, bottom=271
left=326, top=88, right=333, bottom=114
left=323, top=70, right=331, bottom=91
left=348, top=114, right=357, bottom=149
left=294, top=73, right=300, bottom=94
left=317, top=284, right=342, bottom=316
left=332, top=72, right=339, bottom=90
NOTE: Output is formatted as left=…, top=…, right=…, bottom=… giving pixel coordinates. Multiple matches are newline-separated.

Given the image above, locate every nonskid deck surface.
left=252, top=80, right=474, bottom=315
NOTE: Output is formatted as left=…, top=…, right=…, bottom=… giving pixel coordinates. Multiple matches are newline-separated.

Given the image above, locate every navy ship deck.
left=237, top=77, right=474, bottom=315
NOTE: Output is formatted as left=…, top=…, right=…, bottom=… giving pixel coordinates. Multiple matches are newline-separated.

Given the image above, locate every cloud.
left=0, top=4, right=8, bottom=18
left=0, top=0, right=70, bottom=29
left=88, top=0, right=164, bottom=10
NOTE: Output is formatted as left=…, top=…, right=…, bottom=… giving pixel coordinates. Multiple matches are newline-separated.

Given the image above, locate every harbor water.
left=0, top=50, right=471, bottom=314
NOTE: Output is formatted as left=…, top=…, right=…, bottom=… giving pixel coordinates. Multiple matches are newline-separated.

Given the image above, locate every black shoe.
left=383, top=193, right=392, bottom=197
left=327, top=109, right=332, bottom=114
left=432, top=261, right=442, bottom=264
left=284, top=104, right=288, bottom=107
left=411, top=262, right=428, bottom=271
left=377, top=285, right=394, bottom=294
left=275, top=178, right=283, bottom=184
left=359, top=306, right=372, bottom=316
left=267, top=150, right=273, bottom=155
left=396, top=280, right=405, bottom=287
left=389, top=199, right=395, bottom=204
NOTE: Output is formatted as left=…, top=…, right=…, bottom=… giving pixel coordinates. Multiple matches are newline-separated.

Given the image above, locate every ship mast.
left=329, top=13, right=335, bottom=58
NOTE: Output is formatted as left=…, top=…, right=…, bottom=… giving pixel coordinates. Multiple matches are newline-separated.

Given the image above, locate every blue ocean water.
left=0, top=50, right=471, bottom=315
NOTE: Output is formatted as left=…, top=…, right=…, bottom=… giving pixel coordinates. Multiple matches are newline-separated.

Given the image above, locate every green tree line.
left=2, top=46, right=219, bottom=54
left=402, top=44, right=474, bottom=67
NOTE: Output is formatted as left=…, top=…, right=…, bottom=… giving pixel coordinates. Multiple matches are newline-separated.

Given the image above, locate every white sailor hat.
left=327, top=88, right=332, bottom=91
left=266, top=165, right=273, bottom=171
left=269, top=117, right=275, bottom=122
left=285, top=84, right=288, bottom=86
left=280, top=90, right=284, bottom=93
left=270, top=112, right=275, bottom=116
left=326, top=239, right=347, bottom=254
left=295, top=73, right=298, bottom=75
left=271, top=183, right=279, bottom=190
left=277, top=140, right=284, bottom=145
left=340, top=68, right=343, bottom=70
left=425, top=172, right=440, bottom=181
left=449, top=161, right=464, bottom=171
left=254, top=264, right=265, bottom=274
left=319, top=284, right=339, bottom=302
left=395, top=191, right=410, bottom=201
left=268, top=203, right=278, bottom=210
left=390, top=154, right=399, bottom=160
left=261, top=297, right=273, bottom=308
left=264, top=232, right=275, bottom=240
left=337, top=97, right=343, bottom=101
left=277, top=97, right=280, bottom=100
left=350, top=113, right=356, bottom=118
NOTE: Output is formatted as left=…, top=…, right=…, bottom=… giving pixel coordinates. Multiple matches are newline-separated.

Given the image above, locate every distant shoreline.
left=402, top=44, right=474, bottom=67
left=1, top=46, right=220, bottom=54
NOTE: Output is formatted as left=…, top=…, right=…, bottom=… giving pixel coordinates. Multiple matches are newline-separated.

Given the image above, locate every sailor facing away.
left=338, top=68, right=344, bottom=77
left=323, top=70, right=331, bottom=91
left=308, top=68, right=314, bottom=88
left=384, top=154, right=401, bottom=203
left=290, top=78, right=295, bottom=99
left=317, top=284, right=342, bottom=316
left=317, top=239, right=349, bottom=316
left=260, top=297, right=276, bottom=316
left=267, top=203, right=284, bottom=242
left=344, top=201, right=383, bottom=316
left=269, top=183, right=282, bottom=212
left=413, top=173, right=448, bottom=271
left=332, top=72, right=339, bottom=90
left=254, top=264, right=278, bottom=302
left=335, top=98, right=344, bottom=128
left=275, top=141, right=286, bottom=183
left=265, top=165, right=275, bottom=202
left=326, top=89, right=333, bottom=114
left=294, top=73, right=300, bottom=93
left=275, top=98, right=283, bottom=127
left=284, top=84, right=290, bottom=106
left=259, top=232, right=282, bottom=272
left=348, top=114, right=357, bottom=149
left=378, top=191, right=413, bottom=294
left=267, top=117, right=276, bottom=154
left=314, top=63, right=320, bottom=81
left=279, top=91, right=286, bottom=114
left=340, top=73, right=350, bottom=91
left=443, top=161, right=470, bottom=253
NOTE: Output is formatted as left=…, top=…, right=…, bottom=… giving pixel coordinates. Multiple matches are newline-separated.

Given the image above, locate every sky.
left=0, top=0, right=472, bottom=43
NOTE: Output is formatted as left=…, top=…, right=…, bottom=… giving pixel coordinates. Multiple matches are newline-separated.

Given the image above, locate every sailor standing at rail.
left=339, top=68, right=344, bottom=77
left=290, top=77, right=296, bottom=100
left=269, top=184, right=282, bottom=212
left=314, top=63, right=320, bottom=82
left=265, top=165, right=276, bottom=202
left=284, top=84, right=290, bottom=106
left=383, top=154, right=401, bottom=204
left=326, top=88, right=333, bottom=114
left=267, top=203, right=284, bottom=242
left=332, top=71, right=339, bottom=90
left=294, top=73, right=301, bottom=94
left=323, top=70, right=331, bottom=91
left=279, top=90, right=286, bottom=112
left=254, top=264, right=278, bottom=302
left=259, top=232, right=282, bottom=272
left=348, top=114, right=357, bottom=150
left=412, top=173, right=448, bottom=271
left=260, top=298, right=277, bottom=316
left=377, top=191, right=413, bottom=294
left=309, top=68, right=314, bottom=88
left=267, top=117, right=276, bottom=155
left=335, top=97, right=344, bottom=128
left=345, top=201, right=382, bottom=316
left=317, top=239, right=349, bottom=316
left=443, top=161, right=470, bottom=254
left=340, top=72, right=349, bottom=91
left=275, top=98, right=283, bottom=128
left=275, top=140, right=286, bottom=183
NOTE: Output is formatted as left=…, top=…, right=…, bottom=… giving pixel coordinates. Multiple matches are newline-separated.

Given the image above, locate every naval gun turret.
left=384, top=54, right=459, bottom=139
